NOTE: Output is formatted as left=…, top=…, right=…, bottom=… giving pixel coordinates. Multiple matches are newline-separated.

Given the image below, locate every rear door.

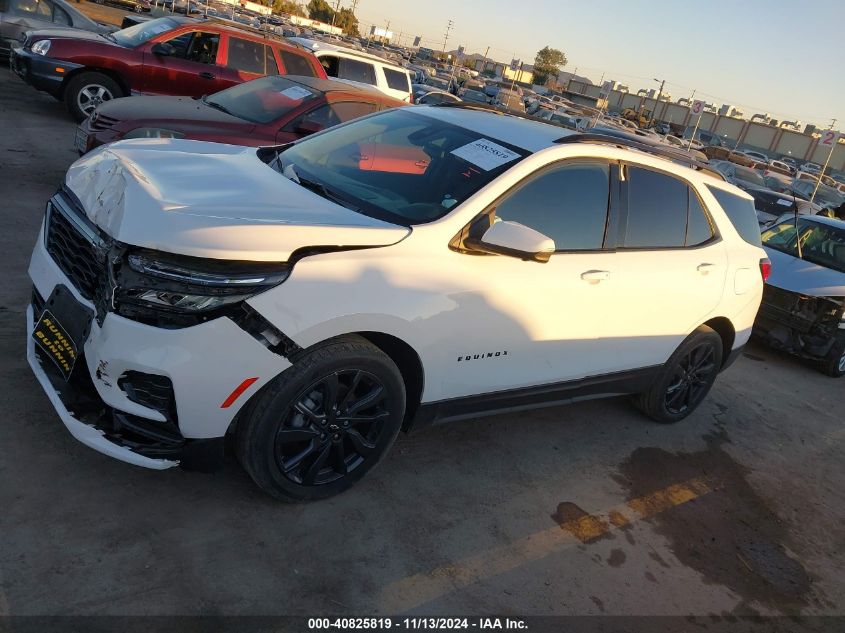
left=140, top=29, right=222, bottom=96
left=219, top=34, right=278, bottom=86
left=603, top=164, right=728, bottom=373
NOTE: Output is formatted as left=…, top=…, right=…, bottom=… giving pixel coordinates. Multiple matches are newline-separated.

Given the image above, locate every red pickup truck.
left=11, top=16, right=326, bottom=120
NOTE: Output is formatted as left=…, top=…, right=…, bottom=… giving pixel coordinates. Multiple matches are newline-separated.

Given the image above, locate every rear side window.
left=687, top=192, right=714, bottom=246
left=227, top=37, right=268, bottom=75
left=280, top=50, right=317, bottom=77
left=624, top=167, right=688, bottom=248
left=338, top=58, right=377, bottom=85
left=707, top=186, right=763, bottom=246
left=384, top=68, right=410, bottom=92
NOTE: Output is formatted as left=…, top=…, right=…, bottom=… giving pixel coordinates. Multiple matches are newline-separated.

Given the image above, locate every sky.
left=348, top=0, right=845, bottom=128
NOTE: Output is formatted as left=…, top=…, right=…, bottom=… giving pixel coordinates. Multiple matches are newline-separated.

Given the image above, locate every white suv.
left=27, top=106, right=768, bottom=501
left=288, top=38, right=413, bottom=103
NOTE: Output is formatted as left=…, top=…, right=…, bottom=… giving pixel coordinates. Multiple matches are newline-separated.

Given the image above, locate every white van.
left=288, top=38, right=413, bottom=102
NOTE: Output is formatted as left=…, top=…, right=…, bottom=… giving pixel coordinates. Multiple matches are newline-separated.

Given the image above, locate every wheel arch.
left=225, top=330, right=426, bottom=437
left=60, top=66, right=130, bottom=100
left=703, top=316, right=736, bottom=368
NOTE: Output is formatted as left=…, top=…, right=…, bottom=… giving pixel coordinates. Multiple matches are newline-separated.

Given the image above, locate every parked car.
left=90, top=0, right=151, bottom=12
left=494, top=88, right=525, bottom=112
left=290, top=39, right=413, bottom=102
left=27, top=107, right=766, bottom=500
left=741, top=150, right=769, bottom=164
left=700, top=146, right=755, bottom=167
left=768, top=159, right=795, bottom=175
left=683, top=127, right=724, bottom=147
left=709, top=160, right=768, bottom=191
left=753, top=216, right=845, bottom=376
left=743, top=187, right=821, bottom=227
left=415, top=90, right=459, bottom=105
left=459, top=88, right=489, bottom=105
left=10, top=16, right=326, bottom=120
left=0, top=0, right=116, bottom=57
left=75, top=75, right=404, bottom=153
left=788, top=179, right=845, bottom=210
left=801, top=162, right=823, bottom=174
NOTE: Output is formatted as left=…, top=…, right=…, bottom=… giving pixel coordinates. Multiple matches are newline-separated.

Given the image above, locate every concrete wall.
left=562, top=79, right=845, bottom=172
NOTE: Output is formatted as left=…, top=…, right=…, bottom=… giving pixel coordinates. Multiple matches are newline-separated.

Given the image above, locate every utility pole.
left=330, top=0, right=341, bottom=29
left=648, top=77, right=665, bottom=128
left=441, top=19, right=453, bottom=57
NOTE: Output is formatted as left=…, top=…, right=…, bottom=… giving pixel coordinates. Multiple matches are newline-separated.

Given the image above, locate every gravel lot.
left=0, top=63, right=843, bottom=621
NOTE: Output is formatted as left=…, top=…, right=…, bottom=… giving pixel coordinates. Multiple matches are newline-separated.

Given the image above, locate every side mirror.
left=151, top=42, right=175, bottom=56
left=295, top=119, right=325, bottom=135
left=466, top=220, right=555, bottom=263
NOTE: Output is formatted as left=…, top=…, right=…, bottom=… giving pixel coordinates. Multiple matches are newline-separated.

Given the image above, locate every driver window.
left=165, top=31, right=219, bottom=64
left=481, top=162, right=611, bottom=251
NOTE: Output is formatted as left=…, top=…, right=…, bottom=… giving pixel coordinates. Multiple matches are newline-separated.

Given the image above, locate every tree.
left=334, top=7, right=359, bottom=36
left=532, top=46, right=567, bottom=86
left=273, top=0, right=304, bottom=16
left=307, top=0, right=334, bottom=22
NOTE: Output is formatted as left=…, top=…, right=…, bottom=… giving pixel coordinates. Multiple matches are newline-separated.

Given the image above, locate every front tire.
left=65, top=72, right=123, bottom=121
left=236, top=336, right=406, bottom=502
left=635, top=325, right=723, bottom=424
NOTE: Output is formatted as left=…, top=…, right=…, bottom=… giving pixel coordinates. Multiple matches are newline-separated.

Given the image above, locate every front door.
left=140, top=29, right=222, bottom=96
left=435, top=160, right=622, bottom=399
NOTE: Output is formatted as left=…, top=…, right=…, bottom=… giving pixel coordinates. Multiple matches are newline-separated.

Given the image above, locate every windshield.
left=204, top=76, right=317, bottom=124
left=462, top=90, right=487, bottom=101
left=425, top=77, right=450, bottom=90
left=793, top=180, right=844, bottom=206
left=271, top=108, right=527, bottom=226
left=111, top=17, right=179, bottom=48
left=762, top=218, right=845, bottom=273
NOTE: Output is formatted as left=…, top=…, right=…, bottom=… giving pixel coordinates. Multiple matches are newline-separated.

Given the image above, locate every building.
left=719, top=104, right=744, bottom=118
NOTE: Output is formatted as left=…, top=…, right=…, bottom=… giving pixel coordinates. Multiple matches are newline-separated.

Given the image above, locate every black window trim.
left=614, top=161, right=722, bottom=252
left=451, top=157, right=623, bottom=256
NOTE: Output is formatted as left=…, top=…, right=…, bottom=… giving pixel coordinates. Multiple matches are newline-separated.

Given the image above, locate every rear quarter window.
left=384, top=68, right=410, bottom=92
left=706, top=185, right=762, bottom=247
left=279, top=49, right=318, bottom=77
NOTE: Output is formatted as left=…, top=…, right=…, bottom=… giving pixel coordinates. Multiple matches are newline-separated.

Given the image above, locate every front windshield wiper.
left=202, top=96, right=235, bottom=117
left=296, top=175, right=360, bottom=212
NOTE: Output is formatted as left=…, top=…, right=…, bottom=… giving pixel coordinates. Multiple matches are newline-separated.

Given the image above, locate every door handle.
left=198, top=71, right=216, bottom=79
left=697, top=263, right=717, bottom=275
left=580, top=270, right=610, bottom=283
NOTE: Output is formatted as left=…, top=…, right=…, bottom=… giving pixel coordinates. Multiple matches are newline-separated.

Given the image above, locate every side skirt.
left=407, top=366, right=660, bottom=431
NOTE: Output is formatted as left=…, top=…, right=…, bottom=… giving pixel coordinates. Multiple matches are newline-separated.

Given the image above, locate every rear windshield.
left=384, top=68, right=410, bottom=92
left=707, top=186, right=762, bottom=246
left=270, top=108, right=528, bottom=226
left=762, top=218, right=845, bottom=273
left=204, top=76, right=317, bottom=124
left=111, top=17, right=178, bottom=48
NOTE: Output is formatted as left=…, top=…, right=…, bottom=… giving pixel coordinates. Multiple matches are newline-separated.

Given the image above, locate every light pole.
left=648, top=77, right=665, bottom=129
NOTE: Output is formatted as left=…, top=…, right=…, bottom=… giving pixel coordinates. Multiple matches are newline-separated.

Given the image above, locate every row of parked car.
left=6, top=5, right=844, bottom=503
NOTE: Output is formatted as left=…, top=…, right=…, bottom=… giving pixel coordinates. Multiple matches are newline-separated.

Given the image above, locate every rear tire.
left=65, top=72, right=123, bottom=122
left=820, top=338, right=845, bottom=378
left=236, top=336, right=406, bottom=502
left=635, top=325, right=723, bottom=424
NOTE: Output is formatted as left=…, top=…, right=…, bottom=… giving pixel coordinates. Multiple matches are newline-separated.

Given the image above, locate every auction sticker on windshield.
left=451, top=139, right=520, bottom=171
left=279, top=86, right=313, bottom=101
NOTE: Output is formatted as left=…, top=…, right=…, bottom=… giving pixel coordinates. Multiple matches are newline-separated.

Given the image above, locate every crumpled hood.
left=64, top=139, right=410, bottom=261
left=96, top=95, right=251, bottom=128
left=764, top=246, right=845, bottom=297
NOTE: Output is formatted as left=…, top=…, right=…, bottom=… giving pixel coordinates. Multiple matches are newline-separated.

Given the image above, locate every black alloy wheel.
left=663, top=343, right=717, bottom=415
left=274, top=370, right=390, bottom=486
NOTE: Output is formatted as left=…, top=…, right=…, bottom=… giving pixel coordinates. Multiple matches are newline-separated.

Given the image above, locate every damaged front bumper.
left=753, top=284, right=845, bottom=360
left=27, top=215, right=292, bottom=470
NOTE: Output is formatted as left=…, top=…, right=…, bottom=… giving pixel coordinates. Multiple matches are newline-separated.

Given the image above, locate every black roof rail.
left=554, top=132, right=725, bottom=180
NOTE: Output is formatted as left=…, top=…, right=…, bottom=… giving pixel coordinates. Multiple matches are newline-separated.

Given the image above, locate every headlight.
left=115, top=250, right=290, bottom=325
left=123, top=127, right=185, bottom=139
left=31, top=40, right=51, bottom=56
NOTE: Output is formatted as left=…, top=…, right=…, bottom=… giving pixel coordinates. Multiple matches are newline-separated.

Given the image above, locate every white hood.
left=64, top=139, right=410, bottom=261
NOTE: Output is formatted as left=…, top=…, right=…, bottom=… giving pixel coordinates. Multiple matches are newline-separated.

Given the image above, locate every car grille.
left=90, top=113, right=119, bottom=131
left=117, top=371, right=178, bottom=423
left=45, top=195, right=107, bottom=301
